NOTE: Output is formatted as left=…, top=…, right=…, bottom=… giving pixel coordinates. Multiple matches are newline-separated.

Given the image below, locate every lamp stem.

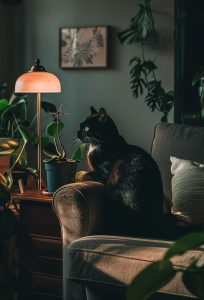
left=37, top=92, right=42, bottom=190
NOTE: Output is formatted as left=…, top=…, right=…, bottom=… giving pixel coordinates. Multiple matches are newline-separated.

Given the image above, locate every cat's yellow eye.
left=85, top=126, right=89, bottom=132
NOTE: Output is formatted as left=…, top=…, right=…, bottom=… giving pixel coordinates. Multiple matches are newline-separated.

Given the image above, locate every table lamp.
left=15, top=59, right=61, bottom=190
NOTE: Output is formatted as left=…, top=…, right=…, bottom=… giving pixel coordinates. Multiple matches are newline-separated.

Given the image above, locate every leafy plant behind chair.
left=117, top=0, right=174, bottom=122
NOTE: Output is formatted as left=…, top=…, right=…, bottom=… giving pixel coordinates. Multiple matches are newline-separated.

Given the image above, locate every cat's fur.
left=77, top=107, right=164, bottom=234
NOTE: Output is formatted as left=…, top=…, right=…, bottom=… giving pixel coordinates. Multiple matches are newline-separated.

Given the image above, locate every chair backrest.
left=151, top=122, right=204, bottom=209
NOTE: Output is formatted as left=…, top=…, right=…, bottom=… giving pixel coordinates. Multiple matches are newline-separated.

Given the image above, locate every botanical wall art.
left=59, top=26, right=109, bottom=69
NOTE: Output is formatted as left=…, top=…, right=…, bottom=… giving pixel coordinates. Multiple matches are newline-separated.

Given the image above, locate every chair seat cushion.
left=66, top=235, right=200, bottom=298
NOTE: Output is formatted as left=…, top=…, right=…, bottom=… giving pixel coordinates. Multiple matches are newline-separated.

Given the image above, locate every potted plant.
left=0, top=124, right=33, bottom=300
left=42, top=103, right=87, bottom=193
left=117, top=0, right=174, bottom=122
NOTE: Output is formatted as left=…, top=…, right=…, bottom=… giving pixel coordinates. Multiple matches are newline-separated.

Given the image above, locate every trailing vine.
left=118, top=0, right=174, bottom=122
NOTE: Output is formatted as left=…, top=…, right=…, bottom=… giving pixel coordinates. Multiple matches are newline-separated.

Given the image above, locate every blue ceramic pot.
left=45, top=160, right=78, bottom=193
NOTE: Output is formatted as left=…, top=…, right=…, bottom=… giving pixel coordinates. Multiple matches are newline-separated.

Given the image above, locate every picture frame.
left=59, top=26, right=109, bottom=69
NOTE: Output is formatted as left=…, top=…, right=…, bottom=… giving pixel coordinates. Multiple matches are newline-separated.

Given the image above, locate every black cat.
left=77, top=107, right=164, bottom=234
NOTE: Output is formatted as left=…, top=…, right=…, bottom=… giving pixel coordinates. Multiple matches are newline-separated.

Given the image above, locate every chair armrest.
left=53, top=181, right=106, bottom=244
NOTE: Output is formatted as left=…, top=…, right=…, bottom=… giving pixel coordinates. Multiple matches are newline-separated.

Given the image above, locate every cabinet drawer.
left=31, top=273, right=62, bottom=297
left=20, top=201, right=61, bottom=236
left=31, top=256, right=62, bottom=276
left=31, top=236, right=62, bottom=258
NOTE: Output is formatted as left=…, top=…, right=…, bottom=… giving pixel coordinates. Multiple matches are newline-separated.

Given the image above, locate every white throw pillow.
left=170, top=156, right=204, bottom=225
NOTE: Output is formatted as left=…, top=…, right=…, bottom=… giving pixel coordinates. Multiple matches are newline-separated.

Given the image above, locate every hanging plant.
left=117, top=0, right=174, bottom=122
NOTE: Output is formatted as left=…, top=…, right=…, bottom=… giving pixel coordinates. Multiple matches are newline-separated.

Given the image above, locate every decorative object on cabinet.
left=59, top=26, right=109, bottom=69
left=117, top=0, right=174, bottom=122
left=15, top=59, right=61, bottom=190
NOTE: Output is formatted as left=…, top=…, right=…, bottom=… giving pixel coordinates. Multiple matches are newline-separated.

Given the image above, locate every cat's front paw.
left=75, top=171, right=92, bottom=182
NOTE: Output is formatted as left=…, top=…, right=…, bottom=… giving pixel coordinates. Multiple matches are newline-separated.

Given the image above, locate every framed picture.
left=59, top=26, right=109, bottom=69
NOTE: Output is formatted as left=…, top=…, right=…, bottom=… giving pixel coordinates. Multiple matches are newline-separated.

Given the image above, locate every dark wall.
left=0, top=1, right=24, bottom=97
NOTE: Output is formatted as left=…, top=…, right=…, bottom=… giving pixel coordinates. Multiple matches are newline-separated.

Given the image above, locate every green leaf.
left=117, top=1, right=155, bottom=45
left=183, top=259, right=204, bottom=299
left=43, top=142, right=59, bottom=158
left=0, top=179, right=10, bottom=206
left=4, top=170, right=13, bottom=189
left=46, top=121, right=64, bottom=137
left=71, top=143, right=88, bottom=161
left=192, top=67, right=204, bottom=86
left=164, top=232, right=204, bottom=260
left=161, top=114, right=168, bottom=122
left=10, top=153, right=27, bottom=168
left=23, top=167, right=38, bottom=178
left=42, top=136, right=52, bottom=149
left=17, top=125, right=35, bottom=143
left=127, top=260, right=176, bottom=300
left=41, top=101, right=57, bottom=113
left=0, top=99, right=9, bottom=112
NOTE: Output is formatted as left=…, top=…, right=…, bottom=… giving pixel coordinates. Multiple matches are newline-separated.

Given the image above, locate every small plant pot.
left=44, top=160, right=78, bottom=193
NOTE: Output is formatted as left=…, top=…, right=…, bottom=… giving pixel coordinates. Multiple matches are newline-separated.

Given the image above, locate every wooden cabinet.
left=14, top=191, right=62, bottom=300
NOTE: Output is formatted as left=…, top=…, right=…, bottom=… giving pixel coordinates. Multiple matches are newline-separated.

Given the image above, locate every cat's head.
left=77, top=107, right=119, bottom=145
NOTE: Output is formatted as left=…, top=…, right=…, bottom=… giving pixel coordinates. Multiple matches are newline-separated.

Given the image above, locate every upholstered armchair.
left=53, top=123, right=204, bottom=300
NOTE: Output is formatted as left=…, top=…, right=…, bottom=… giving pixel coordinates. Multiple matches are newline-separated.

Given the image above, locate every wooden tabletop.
left=12, top=190, right=53, bottom=203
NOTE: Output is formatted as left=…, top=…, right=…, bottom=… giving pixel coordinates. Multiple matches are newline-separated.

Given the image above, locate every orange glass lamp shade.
left=15, top=72, right=61, bottom=93
left=14, top=59, right=61, bottom=190
left=15, top=62, right=61, bottom=93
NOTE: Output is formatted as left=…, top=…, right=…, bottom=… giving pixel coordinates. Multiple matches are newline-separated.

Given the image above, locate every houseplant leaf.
left=192, top=68, right=204, bottom=86
left=10, top=153, right=27, bottom=168
left=71, top=143, right=88, bottom=161
left=43, top=142, right=59, bottom=158
left=127, top=260, right=175, bottom=300
left=0, top=99, right=9, bottom=112
left=117, top=1, right=154, bottom=45
left=183, top=259, right=204, bottom=299
left=46, top=121, right=64, bottom=137
left=17, top=125, right=36, bottom=143
left=41, top=101, right=57, bottom=113
left=4, top=170, right=13, bottom=189
left=164, top=232, right=204, bottom=260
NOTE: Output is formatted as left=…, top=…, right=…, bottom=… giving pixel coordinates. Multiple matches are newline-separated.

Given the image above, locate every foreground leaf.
left=183, top=260, right=204, bottom=299
left=164, top=232, right=204, bottom=260
left=127, top=260, right=175, bottom=300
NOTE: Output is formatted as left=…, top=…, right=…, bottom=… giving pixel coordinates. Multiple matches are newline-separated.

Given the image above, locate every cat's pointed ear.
left=90, top=106, right=97, bottom=116
left=98, top=108, right=107, bottom=122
